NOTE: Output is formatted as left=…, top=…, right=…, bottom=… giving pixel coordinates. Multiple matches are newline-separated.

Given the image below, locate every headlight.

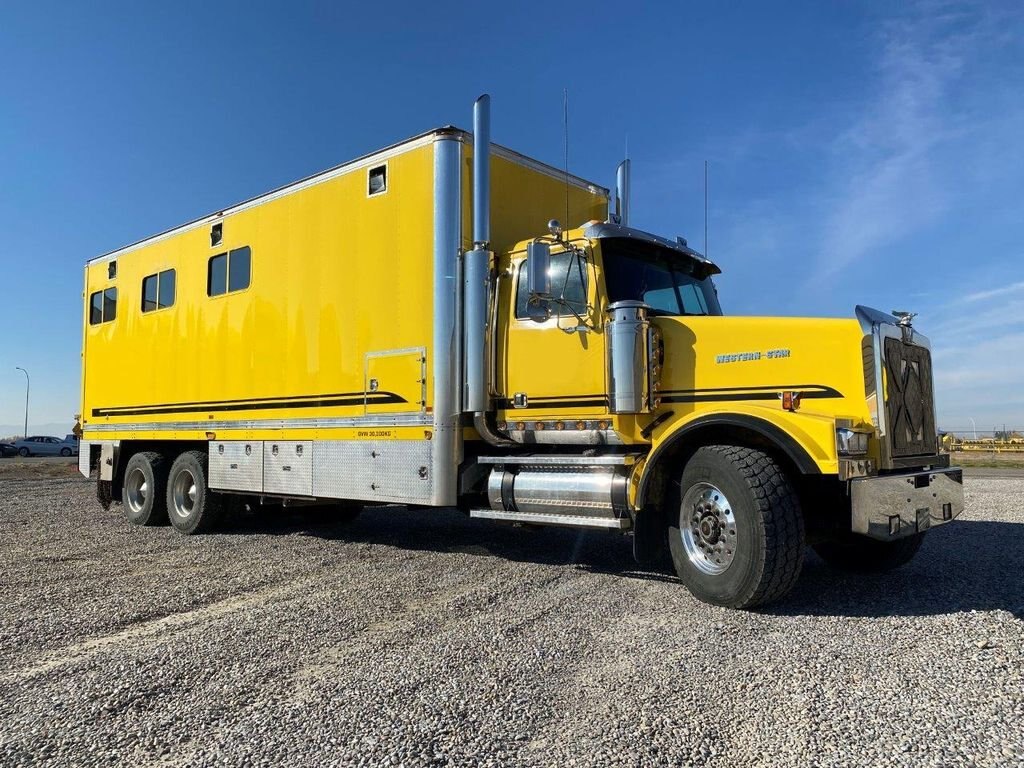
left=836, top=427, right=870, bottom=456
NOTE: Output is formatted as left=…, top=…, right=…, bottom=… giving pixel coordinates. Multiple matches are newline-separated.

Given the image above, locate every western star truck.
left=79, top=95, right=964, bottom=608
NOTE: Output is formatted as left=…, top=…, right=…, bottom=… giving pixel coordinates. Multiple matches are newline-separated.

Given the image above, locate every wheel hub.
left=172, top=469, right=197, bottom=518
left=680, top=483, right=737, bottom=575
left=125, top=467, right=149, bottom=514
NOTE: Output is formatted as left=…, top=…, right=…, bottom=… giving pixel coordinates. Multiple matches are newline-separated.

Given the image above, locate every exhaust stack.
left=615, top=159, right=630, bottom=226
left=463, top=95, right=491, bottom=415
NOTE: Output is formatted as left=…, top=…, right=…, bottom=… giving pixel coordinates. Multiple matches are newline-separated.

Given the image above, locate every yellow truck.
left=79, top=95, right=963, bottom=608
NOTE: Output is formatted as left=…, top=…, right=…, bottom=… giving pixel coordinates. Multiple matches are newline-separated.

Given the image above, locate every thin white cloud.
left=810, top=10, right=975, bottom=285
left=962, top=280, right=1024, bottom=303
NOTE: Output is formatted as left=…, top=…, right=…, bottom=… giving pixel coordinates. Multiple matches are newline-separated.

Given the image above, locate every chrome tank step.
left=469, top=508, right=630, bottom=529
left=474, top=457, right=635, bottom=530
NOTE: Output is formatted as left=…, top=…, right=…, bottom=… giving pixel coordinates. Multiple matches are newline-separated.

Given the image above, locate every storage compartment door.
left=364, top=348, right=426, bottom=414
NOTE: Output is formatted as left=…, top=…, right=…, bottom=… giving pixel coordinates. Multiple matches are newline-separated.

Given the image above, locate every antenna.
left=704, top=159, right=709, bottom=258
left=563, top=88, right=570, bottom=237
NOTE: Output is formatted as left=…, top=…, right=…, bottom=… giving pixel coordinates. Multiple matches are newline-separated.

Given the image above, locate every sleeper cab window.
left=141, top=269, right=176, bottom=313
left=88, top=287, right=117, bottom=325
left=207, top=246, right=251, bottom=297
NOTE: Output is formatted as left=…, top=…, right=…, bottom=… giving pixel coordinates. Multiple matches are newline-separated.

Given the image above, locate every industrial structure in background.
left=78, top=95, right=964, bottom=609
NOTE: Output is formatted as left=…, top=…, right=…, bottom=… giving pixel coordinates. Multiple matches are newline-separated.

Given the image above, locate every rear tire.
left=122, top=451, right=169, bottom=526
left=668, top=445, right=805, bottom=609
left=166, top=450, right=224, bottom=535
left=813, top=531, right=925, bottom=572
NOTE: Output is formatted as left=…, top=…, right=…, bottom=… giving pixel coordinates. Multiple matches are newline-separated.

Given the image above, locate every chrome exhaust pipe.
left=463, top=95, right=513, bottom=445
left=615, top=159, right=630, bottom=226
left=464, top=95, right=491, bottom=415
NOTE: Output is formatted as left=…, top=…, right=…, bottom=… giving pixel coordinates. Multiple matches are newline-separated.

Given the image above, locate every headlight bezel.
left=836, top=427, right=871, bottom=457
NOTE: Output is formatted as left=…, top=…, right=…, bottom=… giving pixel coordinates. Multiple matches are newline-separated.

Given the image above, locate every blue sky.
left=1, top=1, right=1022, bottom=434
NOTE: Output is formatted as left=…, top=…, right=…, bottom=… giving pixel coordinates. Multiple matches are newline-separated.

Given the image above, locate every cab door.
left=496, top=246, right=607, bottom=426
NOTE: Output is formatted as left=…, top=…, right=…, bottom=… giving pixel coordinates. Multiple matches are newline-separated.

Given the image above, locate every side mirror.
left=526, top=241, right=551, bottom=298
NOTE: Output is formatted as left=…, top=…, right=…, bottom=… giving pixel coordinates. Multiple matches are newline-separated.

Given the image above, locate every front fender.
left=633, top=405, right=840, bottom=509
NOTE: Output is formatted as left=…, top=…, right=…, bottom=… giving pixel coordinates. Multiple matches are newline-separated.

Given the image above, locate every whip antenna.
left=563, top=88, right=570, bottom=236
left=704, top=159, right=709, bottom=258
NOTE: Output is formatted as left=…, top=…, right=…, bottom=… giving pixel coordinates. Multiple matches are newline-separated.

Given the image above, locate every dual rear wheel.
left=117, top=449, right=361, bottom=533
left=119, top=450, right=222, bottom=534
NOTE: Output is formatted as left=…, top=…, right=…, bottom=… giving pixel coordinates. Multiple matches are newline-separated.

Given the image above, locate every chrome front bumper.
left=849, top=467, right=964, bottom=541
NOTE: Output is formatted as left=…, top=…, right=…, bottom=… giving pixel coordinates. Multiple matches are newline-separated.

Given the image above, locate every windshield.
left=602, top=241, right=722, bottom=316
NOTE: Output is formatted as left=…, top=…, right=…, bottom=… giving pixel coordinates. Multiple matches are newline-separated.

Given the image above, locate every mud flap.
left=633, top=505, right=669, bottom=567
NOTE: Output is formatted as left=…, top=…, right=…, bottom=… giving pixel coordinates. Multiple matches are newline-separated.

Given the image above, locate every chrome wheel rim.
left=680, top=482, right=737, bottom=575
left=125, top=467, right=149, bottom=515
left=171, top=468, right=197, bottom=519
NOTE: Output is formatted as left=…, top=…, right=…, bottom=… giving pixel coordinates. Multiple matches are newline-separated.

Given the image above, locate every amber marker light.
left=781, top=392, right=802, bottom=412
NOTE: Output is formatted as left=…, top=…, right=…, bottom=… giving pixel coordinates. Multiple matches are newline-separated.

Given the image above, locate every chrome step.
left=469, top=508, right=630, bottom=530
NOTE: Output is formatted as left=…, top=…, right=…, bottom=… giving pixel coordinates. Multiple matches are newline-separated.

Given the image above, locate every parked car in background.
left=14, top=436, right=79, bottom=457
left=0, top=442, right=17, bottom=458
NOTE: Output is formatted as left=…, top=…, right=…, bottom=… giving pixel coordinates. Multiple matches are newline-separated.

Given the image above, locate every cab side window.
left=515, top=251, right=588, bottom=319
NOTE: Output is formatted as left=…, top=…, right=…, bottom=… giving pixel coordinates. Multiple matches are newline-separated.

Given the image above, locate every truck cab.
left=466, top=202, right=962, bottom=608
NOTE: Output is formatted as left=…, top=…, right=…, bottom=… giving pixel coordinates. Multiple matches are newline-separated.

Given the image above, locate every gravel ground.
left=0, top=467, right=1022, bottom=767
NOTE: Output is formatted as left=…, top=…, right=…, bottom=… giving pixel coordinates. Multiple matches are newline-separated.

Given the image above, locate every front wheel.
left=813, top=531, right=925, bottom=572
left=668, top=446, right=805, bottom=609
left=60, top=447, right=72, bottom=457
left=18, top=447, right=29, bottom=457
left=166, top=451, right=224, bottom=535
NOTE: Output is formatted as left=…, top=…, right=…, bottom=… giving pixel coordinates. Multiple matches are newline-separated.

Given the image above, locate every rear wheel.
left=668, top=445, right=805, bottom=609
left=122, top=451, right=169, bottom=526
left=166, top=450, right=224, bottom=535
left=813, top=531, right=925, bottom=572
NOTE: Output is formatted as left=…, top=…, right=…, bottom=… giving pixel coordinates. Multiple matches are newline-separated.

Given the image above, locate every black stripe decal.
left=661, top=385, right=842, bottom=404
left=92, top=392, right=406, bottom=417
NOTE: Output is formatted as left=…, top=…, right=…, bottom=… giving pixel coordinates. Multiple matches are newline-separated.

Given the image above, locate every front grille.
left=883, top=337, right=937, bottom=457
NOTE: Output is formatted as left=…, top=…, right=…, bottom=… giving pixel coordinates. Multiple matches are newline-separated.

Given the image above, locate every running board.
left=469, top=509, right=630, bottom=530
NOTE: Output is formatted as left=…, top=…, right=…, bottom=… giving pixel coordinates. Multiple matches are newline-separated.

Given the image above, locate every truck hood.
left=653, top=315, right=870, bottom=424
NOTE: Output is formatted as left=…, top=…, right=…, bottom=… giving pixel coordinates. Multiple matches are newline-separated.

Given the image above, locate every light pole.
left=15, top=367, right=29, bottom=439
left=969, top=417, right=977, bottom=440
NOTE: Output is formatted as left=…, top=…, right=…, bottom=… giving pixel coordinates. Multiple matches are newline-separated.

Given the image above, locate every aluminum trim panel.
left=312, top=440, right=433, bottom=505
left=210, top=441, right=264, bottom=492
left=78, top=443, right=93, bottom=477
left=263, top=441, right=313, bottom=496
left=430, top=136, right=462, bottom=506
left=82, top=413, right=431, bottom=434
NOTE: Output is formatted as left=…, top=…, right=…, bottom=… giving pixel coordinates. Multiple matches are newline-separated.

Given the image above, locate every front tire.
left=18, top=447, right=29, bottom=457
left=166, top=450, right=224, bottom=535
left=668, top=446, right=805, bottom=609
left=813, top=531, right=925, bottom=572
left=60, top=447, right=72, bottom=457
left=122, top=451, right=169, bottom=526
